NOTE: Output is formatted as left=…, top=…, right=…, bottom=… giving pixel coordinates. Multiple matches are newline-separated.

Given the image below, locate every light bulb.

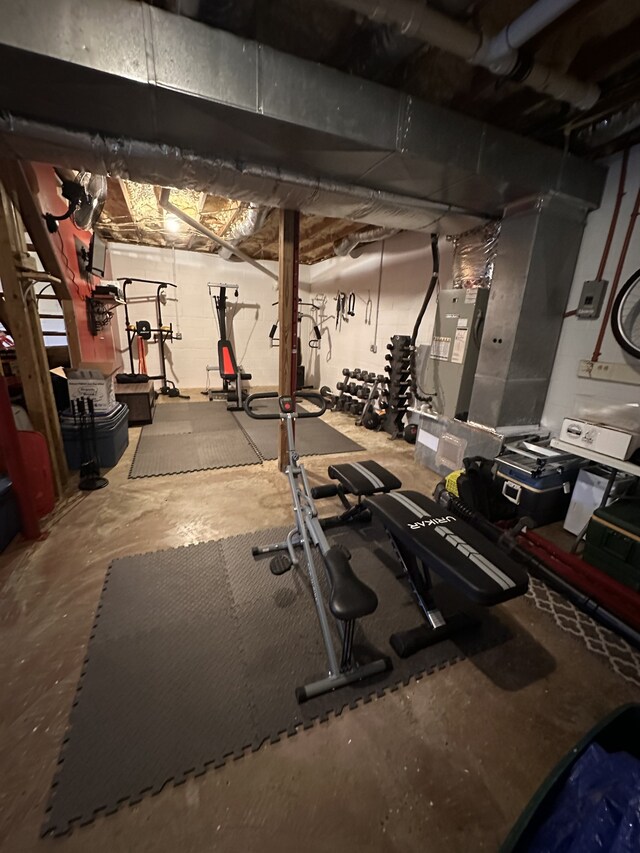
left=165, top=214, right=182, bottom=233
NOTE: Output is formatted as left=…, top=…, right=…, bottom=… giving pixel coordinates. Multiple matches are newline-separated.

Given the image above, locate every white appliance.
left=563, top=465, right=636, bottom=535
left=560, top=418, right=640, bottom=461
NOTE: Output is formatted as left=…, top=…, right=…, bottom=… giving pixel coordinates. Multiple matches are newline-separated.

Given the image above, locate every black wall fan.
left=611, top=266, right=640, bottom=360
left=44, top=169, right=107, bottom=233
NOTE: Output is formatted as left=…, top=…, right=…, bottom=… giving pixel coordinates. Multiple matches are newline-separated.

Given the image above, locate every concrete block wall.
left=542, top=145, right=640, bottom=432
left=106, top=242, right=312, bottom=390
left=306, top=231, right=453, bottom=392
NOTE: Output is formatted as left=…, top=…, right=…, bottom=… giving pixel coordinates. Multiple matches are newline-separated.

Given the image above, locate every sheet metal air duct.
left=334, top=226, right=399, bottom=256
left=218, top=204, right=271, bottom=260
left=0, top=0, right=605, bottom=225
left=576, top=103, right=640, bottom=151
left=331, top=0, right=599, bottom=110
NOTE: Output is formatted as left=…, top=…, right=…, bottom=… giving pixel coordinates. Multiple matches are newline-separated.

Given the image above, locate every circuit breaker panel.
left=419, top=288, right=489, bottom=419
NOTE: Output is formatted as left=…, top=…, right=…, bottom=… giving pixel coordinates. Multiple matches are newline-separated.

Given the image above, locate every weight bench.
left=316, top=460, right=529, bottom=657
left=218, top=339, right=251, bottom=411
left=310, top=460, right=402, bottom=528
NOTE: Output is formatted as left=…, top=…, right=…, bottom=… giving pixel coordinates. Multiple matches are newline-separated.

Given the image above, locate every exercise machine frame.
left=119, top=277, right=188, bottom=398
left=244, top=391, right=389, bottom=701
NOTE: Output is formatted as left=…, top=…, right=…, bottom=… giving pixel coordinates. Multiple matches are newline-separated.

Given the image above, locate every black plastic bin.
left=61, top=402, right=129, bottom=470
left=500, top=704, right=640, bottom=851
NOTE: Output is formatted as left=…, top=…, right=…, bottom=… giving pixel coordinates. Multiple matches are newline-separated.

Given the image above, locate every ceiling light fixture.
left=164, top=213, right=183, bottom=233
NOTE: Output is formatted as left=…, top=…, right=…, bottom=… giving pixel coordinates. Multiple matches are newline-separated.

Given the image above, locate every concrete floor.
left=1, top=399, right=637, bottom=852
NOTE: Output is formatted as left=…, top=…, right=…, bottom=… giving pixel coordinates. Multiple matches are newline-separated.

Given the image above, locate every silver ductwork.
left=448, top=221, right=500, bottom=289
left=576, top=103, right=640, bottom=150
left=0, top=115, right=488, bottom=234
left=331, top=0, right=598, bottom=110
left=334, top=226, right=399, bottom=256
left=0, top=0, right=606, bottom=224
left=218, top=204, right=271, bottom=260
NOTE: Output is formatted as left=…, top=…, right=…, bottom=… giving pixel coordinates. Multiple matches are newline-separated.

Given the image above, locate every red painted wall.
left=31, top=163, right=119, bottom=372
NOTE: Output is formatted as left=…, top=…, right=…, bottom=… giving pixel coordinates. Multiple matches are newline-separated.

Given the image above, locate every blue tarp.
left=529, top=743, right=640, bottom=853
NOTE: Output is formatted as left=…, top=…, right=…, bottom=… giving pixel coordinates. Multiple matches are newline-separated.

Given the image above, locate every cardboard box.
left=560, top=418, right=640, bottom=461
left=64, top=368, right=116, bottom=414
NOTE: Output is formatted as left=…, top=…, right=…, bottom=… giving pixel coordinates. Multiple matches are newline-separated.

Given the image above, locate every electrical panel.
left=577, top=279, right=608, bottom=319
left=419, top=287, right=489, bottom=419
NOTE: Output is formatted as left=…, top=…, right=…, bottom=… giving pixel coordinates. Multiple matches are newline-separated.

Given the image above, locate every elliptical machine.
left=244, top=391, right=391, bottom=702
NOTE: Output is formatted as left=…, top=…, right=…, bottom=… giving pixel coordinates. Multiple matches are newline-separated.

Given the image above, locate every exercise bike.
left=244, top=391, right=391, bottom=702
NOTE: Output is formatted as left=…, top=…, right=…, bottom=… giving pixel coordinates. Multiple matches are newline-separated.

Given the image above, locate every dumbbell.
left=334, top=397, right=346, bottom=411
left=336, top=381, right=347, bottom=392
left=353, top=401, right=365, bottom=416
left=387, top=381, right=411, bottom=394
left=386, top=341, right=410, bottom=352
left=352, top=368, right=364, bottom=380
left=362, top=410, right=381, bottom=430
left=346, top=382, right=357, bottom=395
left=384, top=366, right=410, bottom=380
left=342, top=368, right=352, bottom=377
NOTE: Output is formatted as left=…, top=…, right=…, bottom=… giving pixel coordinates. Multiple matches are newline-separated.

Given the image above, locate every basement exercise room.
left=1, top=1, right=640, bottom=851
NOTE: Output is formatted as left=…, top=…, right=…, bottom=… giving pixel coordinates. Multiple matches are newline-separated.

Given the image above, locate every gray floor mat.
left=232, top=409, right=364, bottom=460
left=42, top=522, right=513, bottom=836
left=130, top=402, right=260, bottom=477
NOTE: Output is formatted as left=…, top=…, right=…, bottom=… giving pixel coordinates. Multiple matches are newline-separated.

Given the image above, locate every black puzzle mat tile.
left=43, top=523, right=513, bottom=836
left=232, top=410, right=364, bottom=460
left=129, top=406, right=261, bottom=478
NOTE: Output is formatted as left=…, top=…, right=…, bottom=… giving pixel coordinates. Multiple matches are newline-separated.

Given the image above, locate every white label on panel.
left=417, top=428, right=439, bottom=451
left=457, top=318, right=468, bottom=329
left=465, top=289, right=478, bottom=303
left=445, top=313, right=459, bottom=319
left=430, top=336, right=451, bottom=360
left=451, top=328, right=468, bottom=364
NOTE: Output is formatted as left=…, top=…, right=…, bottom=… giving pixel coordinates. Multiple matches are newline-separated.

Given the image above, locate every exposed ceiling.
left=1, top=0, right=636, bottom=262
left=145, top=0, right=640, bottom=158
left=96, top=179, right=370, bottom=264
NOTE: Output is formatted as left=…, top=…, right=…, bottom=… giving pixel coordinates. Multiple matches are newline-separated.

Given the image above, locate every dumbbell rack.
left=380, top=334, right=411, bottom=438
left=334, top=368, right=379, bottom=419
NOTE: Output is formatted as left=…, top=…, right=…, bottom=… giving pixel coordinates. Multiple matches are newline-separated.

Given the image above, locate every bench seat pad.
left=364, top=490, right=528, bottom=606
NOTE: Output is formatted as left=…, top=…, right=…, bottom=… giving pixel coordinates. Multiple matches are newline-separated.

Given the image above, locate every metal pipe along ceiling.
left=158, top=189, right=279, bottom=282
left=331, top=0, right=599, bottom=110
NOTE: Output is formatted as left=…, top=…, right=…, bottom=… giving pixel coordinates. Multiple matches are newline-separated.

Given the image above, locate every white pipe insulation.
left=331, top=0, right=599, bottom=110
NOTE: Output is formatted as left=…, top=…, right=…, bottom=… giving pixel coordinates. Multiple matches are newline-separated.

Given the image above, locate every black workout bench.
left=310, top=460, right=402, bottom=528
left=318, top=460, right=529, bottom=657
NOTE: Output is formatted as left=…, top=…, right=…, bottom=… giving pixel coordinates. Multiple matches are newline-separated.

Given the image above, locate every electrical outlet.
left=174, top=332, right=183, bottom=340
left=370, top=344, right=377, bottom=353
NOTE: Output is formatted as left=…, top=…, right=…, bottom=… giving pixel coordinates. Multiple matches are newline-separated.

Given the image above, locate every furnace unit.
left=420, top=288, right=489, bottom=419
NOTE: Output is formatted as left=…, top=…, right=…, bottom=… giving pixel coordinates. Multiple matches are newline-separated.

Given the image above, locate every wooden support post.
left=278, top=209, right=300, bottom=471
left=0, top=182, right=68, bottom=497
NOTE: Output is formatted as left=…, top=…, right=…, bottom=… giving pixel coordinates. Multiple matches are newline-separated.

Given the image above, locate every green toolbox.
left=584, top=497, right=640, bottom=591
